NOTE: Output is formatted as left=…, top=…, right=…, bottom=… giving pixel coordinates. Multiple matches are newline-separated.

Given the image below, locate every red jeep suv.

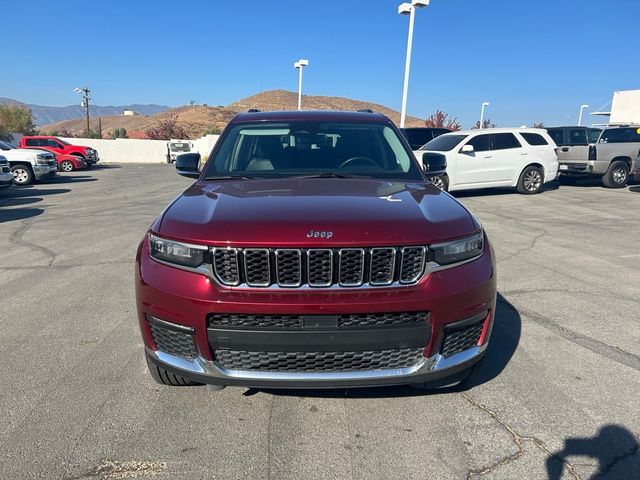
left=19, top=136, right=99, bottom=166
left=135, top=110, right=497, bottom=390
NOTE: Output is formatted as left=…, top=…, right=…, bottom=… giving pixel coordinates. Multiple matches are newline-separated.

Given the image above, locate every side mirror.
left=460, top=144, right=474, bottom=154
left=421, top=153, right=447, bottom=177
left=175, top=153, right=201, bottom=178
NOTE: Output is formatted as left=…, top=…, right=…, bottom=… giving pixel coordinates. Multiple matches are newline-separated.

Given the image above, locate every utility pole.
left=74, top=87, right=91, bottom=135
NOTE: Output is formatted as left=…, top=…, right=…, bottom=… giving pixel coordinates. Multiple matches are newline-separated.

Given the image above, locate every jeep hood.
left=157, top=178, right=477, bottom=246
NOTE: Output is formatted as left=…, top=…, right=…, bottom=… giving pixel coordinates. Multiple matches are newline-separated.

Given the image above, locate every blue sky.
left=2, top=0, right=638, bottom=128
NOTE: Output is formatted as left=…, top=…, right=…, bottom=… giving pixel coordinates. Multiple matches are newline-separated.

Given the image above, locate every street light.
left=479, top=101, right=490, bottom=129
left=578, top=104, right=589, bottom=126
left=293, top=59, right=309, bottom=110
left=74, top=86, right=91, bottom=135
left=398, top=0, right=430, bottom=128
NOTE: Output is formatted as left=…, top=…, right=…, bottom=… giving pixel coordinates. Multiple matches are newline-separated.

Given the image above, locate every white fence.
left=58, top=135, right=220, bottom=164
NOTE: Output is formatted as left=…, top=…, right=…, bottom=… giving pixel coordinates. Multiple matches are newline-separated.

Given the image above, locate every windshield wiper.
left=204, top=175, right=260, bottom=180
left=294, top=173, right=372, bottom=179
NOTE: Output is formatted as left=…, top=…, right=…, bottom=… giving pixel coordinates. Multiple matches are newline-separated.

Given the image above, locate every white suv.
left=416, top=128, right=559, bottom=194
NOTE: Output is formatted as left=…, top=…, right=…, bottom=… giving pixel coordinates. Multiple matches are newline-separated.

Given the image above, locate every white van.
left=416, top=128, right=559, bottom=194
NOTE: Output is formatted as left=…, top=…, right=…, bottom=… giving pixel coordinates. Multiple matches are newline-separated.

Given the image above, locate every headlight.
left=430, top=231, right=484, bottom=266
left=36, top=154, right=50, bottom=164
left=149, top=234, right=207, bottom=268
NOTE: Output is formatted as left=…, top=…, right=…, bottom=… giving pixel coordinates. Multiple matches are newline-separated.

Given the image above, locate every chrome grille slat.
left=338, top=248, right=365, bottom=286
left=244, top=249, right=271, bottom=287
left=211, top=246, right=428, bottom=288
left=275, top=249, right=302, bottom=287
left=369, top=248, right=396, bottom=286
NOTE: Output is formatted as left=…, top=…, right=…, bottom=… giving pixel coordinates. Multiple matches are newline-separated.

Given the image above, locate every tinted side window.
left=465, top=134, right=490, bottom=152
left=25, top=138, right=38, bottom=146
left=588, top=129, right=602, bottom=143
left=405, top=129, right=433, bottom=150
left=491, top=133, right=521, bottom=150
left=547, top=128, right=565, bottom=146
left=599, top=128, right=640, bottom=143
left=47, top=139, right=61, bottom=148
left=568, top=129, right=588, bottom=145
left=520, top=133, right=548, bottom=146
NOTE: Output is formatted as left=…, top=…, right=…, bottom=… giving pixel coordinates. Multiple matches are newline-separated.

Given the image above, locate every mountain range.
left=0, top=97, right=170, bottom=126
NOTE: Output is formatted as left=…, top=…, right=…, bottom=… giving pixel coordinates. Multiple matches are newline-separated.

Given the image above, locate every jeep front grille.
left=211, top=246, right=427, bottom=288
left=214, top=348, right=425, bottom=372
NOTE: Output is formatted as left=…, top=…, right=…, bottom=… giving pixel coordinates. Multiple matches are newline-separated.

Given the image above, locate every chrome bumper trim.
left=146, top=343, right=487, bottom=383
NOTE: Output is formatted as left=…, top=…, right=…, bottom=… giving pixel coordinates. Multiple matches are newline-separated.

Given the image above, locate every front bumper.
left=0, top=172, right=13, bottom=188
left=135, top=237, right=497, bottom=388
left=33, top=164, right=57, bottom=180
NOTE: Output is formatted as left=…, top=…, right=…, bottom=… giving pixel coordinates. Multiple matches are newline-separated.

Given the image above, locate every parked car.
left=136, top=110, right=497, bottom=390
left=0, top=155, right=13, bottom=189
left=19, top=136, right=100, bottom=167
left=549, top=125, right=640, bottom=188
left=0, top=140, right=57, bottom=185
left=418, top=128, right=559, bottom=194
left=399, top=127, right=451, bottom=150
left=167, top=140, right=193, bottom=163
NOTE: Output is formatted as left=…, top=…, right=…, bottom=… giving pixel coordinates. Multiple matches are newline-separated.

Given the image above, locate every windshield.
left=421, top=134, right=467, bottom=151
left=0, top=141, right=15, bottom=150
left=58, top=138, right=71, bottom=145
left=170, top=142, right=191, bottom=152
left=204, top=121, right=423, bottom=180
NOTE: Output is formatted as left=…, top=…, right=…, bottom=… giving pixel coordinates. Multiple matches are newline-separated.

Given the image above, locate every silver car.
left=0, top=155, right=13, bottom=189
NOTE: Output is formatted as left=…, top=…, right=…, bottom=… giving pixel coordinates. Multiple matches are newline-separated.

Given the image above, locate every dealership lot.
left=0, top=165, right=638, bottom=479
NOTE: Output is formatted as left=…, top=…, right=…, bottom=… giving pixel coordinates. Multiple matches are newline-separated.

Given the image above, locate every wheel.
left=602, top=161, right=629, bottom=188
left=517, top=165, right=544, bottom=194
left=430, top=174, right=449, bottom=191
left=10, top=165, right=34, bottom=186
left=60, top=160, right=74, bottom=172
left=145, top=355, right=200, bottom=386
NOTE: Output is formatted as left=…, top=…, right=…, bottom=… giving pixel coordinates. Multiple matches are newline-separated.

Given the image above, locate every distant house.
left=122, top=109, right=139, bottom=116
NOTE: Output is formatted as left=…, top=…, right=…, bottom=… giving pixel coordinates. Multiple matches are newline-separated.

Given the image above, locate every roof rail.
left=357, top=108, right=374, bottom=113
left=247, top=108, right=261, bottom=113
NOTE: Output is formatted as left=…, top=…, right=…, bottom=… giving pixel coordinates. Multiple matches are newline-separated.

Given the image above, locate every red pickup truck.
left=19, top=136, right=99, bottom=166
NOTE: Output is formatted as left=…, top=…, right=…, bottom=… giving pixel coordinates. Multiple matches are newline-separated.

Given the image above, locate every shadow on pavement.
left=90, top=164, right=121, bottom=169
left=546, top=425, right=639, bottom=479
left=451, top=183, right=559, bottom=199
left=629, top=185, right=640, bottom=193
left=47, top=175, right=97, bottom=184
left=244, top=293, right=520, bottom=399
left=0, top=186, right=70, bottom=223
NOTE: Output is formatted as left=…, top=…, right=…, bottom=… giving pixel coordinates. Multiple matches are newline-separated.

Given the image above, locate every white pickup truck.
left=0, top=140, right=57, bottom=185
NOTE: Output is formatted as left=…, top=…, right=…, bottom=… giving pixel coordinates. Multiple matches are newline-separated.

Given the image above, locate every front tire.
left=11, top=165, right=35, bottom=186
left=430, top=174, right=449, bottom=191
left=602, top=161, right=629, bottom=188
left=517, top=165, right=544, bottom=194
left=60, top=160, right=74, bottom=172
left=146, top=355, right=201, bottom=386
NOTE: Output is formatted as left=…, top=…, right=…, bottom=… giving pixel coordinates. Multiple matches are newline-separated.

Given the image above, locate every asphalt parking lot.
left=0, top=165, right=638, bottom=480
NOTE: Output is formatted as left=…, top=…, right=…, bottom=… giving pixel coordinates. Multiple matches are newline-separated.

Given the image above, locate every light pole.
left=578, top=104, right=589, bottom=126
left=398, top=0, right=429, bottom=128
left=479, top=101, right=490, bottom=129
left=293, top=59, right=309, bottom=110
left=74, top=87, right=91, bottom=135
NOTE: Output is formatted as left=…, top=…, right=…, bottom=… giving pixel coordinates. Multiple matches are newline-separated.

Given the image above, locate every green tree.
left=0, top=104, right=36, bottom=141
left=110, top=127, right=128, bottom=139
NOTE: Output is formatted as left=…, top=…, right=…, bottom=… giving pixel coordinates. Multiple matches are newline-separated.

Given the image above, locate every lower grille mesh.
left=209, top=314, right=303, bottom=329
left=215, top=348, right=425, bottom=372
left=208, top=312, right=429, bottom=329
left=149, top=321, right=197, bottom=359
left=441, top=320, right=484, bottom=358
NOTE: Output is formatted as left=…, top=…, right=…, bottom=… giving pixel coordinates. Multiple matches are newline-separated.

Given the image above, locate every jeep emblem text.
left=307, top=229, right=333, bottom=239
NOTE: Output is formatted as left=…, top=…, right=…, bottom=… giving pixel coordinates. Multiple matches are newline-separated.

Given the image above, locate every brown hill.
left=40, top=90, right=424, bottom=138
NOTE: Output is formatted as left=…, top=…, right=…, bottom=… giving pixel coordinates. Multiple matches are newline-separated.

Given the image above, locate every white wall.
left=59, top=135, right=219, bottom=163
